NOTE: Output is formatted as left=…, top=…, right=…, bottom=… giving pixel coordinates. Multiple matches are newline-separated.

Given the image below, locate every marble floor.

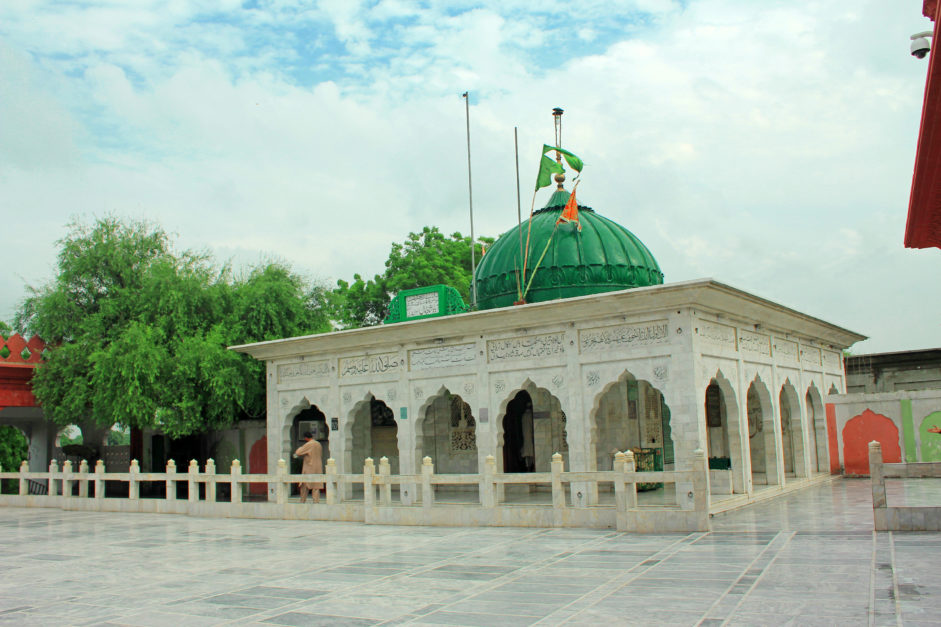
left=0, top=478, right=938, bottom=626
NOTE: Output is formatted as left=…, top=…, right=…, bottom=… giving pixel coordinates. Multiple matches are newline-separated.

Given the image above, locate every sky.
left=0, top=0, right=938, bottom=354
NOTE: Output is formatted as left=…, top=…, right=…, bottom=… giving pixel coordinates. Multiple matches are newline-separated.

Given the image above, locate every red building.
left=906, top=0, right=941, bottom=249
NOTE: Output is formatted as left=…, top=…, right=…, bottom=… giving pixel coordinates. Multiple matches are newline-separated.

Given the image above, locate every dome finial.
left=552, top=108, right=565, bottom=190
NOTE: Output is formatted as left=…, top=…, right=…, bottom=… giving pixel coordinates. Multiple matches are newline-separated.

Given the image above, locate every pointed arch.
left=344, top=392, right=398, bottom=474
left=495, top=379, right=567, bottom=473
left=705, top=369, right=745, bottom=494
left=805, top=382, right=826, bottom=472
left=281, top=396, right=328, bottom=464
left=415, top=386, right=478, bottom=474
left=778, top=378, right=805, bottom=477
left=746, top=375, right=779, bottom=486
left=588, top=370, right=672, bottom=473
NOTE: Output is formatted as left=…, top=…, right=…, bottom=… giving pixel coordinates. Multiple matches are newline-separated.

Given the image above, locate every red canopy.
left=905, top=0, right=941, bottom=249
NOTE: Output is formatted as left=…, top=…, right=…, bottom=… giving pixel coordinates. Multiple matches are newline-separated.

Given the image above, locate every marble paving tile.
left=1, top=480, right=940, bottom=626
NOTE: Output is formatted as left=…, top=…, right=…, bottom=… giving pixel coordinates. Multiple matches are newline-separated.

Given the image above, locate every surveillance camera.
left=911, top=36, right=931, bottom=59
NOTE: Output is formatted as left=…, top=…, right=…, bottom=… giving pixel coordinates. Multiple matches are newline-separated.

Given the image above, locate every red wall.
left=842, top=410, right=901, bottom=476
left=825, top=403, right=840, bottom=474
left=248, top=435, right=267, bottom=496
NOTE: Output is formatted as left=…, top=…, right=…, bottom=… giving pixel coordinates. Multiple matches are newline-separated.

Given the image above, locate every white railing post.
left=378, top=457, right=392, bottom=506
left=692, top=448, right=708, bottom=515
left=325, top=458, right=337, bottom=505
left=48, top=460, right=59, bottom=496
left=129, top=459, right=140, bottom=500
left=614, top=451, right=627, bottom=513
left=187, top=459, right=199, bottom=503
left=623, top=450, right=637, bottom=509
left=230, top=460, right=242, bottom=503
left=481, top=455, right=496, bottom=508
left=94, top=460, right=105, bottom=500
left=62, top=460, right=73, bottom=499
left=78, top=460, right=89, bottom=497
left=869, top=441, right=886, bottom=530
left=18, top=461, right=28, bottom=496
left=204, top=459, right=216, bottom=503
left=551, top=453, right=565, bottom=510
left=166, top=460, right=177, bottom=501
left=421, top=456, right=434, bottom=509
left=275, top=459, right=287, bottom=505
left=363, top=458, right=375, bottom=508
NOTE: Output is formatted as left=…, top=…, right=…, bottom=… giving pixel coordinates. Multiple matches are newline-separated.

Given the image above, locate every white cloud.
left=0, top=0, right=937, bottom=354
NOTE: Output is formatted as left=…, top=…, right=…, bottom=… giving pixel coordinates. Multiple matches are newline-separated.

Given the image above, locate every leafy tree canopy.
left=16, top=216, right=330, bottom=444
left=329, top=226, right=492, bottom=328
left=0, top=426, right=27, bottom=473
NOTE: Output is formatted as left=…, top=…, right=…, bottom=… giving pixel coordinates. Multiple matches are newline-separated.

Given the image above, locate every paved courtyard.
left=0, top=479, right=938, bottom=626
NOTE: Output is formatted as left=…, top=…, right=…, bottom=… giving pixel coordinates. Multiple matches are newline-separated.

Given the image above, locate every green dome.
left=474, top=190, right=664, bottom=310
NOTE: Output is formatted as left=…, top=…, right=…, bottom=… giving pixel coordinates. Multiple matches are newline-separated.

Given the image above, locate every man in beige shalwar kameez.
left=293, top=431, right=324, bottom=503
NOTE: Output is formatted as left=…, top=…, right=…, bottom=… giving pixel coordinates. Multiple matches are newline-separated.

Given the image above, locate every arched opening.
left=290, top=405, right=329, bottom=497
left=291, top=405, right=330, bottom=461
left=589, top=372, right=672, bottom=483
left=705, top=382, right=730, bottom=463
left=805, top=385, right=826, bottom=473
left=348, top=395, right=399, bottom=474
left=503, top=391, right=535, bottom=473
left=779, top=381, right=805, bottom=478
left=417, top=389, right=478, bottom=474
left=747, top=378, right=779, bottom=486
left=704, top=373, right=744, bottom=495
left=497, top=383, right=567, bottom=474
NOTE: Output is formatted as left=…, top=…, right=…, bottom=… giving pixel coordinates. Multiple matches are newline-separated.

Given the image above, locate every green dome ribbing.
left=474, top=190, right=664, bottom=310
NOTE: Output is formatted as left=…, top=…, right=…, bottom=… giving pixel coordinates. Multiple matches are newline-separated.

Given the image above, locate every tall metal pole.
left=463, top=91, right=477, bottom=308
left=514, top=126, right=523, bottom=285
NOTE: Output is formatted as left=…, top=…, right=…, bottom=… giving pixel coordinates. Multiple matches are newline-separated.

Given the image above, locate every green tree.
left=16, top=216, right=330, bottom=453
left=330, top=226, right=492, bottom=328
left=0, top=426, right=28, bottom=491
left=0, top=427, right=28, bottom=469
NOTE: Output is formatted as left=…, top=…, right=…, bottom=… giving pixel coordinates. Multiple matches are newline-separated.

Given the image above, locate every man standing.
left=293, top=431, right=324, bottom=503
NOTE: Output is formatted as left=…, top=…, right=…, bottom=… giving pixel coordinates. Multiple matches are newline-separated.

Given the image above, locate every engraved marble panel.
left=405, top=291, right=439, bottom=317
left=487, top=333, right=565, bottom=362
left=339, top=352, right=404, bottom=377
left=822, top=350, right=842, bottom=372
left=409, top=343, right=476, bottom=370
left=738, top=330, right=771, bottom=356
left=579, top=321, right=669, bottom=353
left=774, top=339, right=799, bottom=364
left=801, top=346, right=822, bottom=368
left=697, top=321, right=737, bottom=348
left=277, top=360, right=331, bottom=383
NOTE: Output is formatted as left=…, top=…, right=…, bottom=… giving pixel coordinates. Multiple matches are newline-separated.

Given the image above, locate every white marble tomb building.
left=232, top=277, right=863, bottom=505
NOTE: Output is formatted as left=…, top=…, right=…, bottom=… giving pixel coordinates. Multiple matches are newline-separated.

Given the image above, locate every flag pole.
left=514, top=126, right=523, bottom=300
left=462, top=91, right=477, bottom=308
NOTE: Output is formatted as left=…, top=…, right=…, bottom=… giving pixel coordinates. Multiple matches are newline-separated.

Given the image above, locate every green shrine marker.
left=383, top=284, right=469, bottom=324
left=400, top=407, right=408, bottom=421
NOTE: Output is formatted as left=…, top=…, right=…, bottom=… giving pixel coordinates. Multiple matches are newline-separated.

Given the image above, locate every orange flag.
left=556, top=186, right=581, bottom=231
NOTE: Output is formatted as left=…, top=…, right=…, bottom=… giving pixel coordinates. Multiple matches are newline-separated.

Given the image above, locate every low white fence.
left=0, top=449, right=710, bottom=532
left=869, top=441, right=941, bottom=531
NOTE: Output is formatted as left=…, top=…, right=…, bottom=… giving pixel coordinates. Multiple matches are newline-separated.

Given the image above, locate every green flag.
left=542, top=144, right=583, bottom=172
left=535, top=155, right=564, bottom=191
